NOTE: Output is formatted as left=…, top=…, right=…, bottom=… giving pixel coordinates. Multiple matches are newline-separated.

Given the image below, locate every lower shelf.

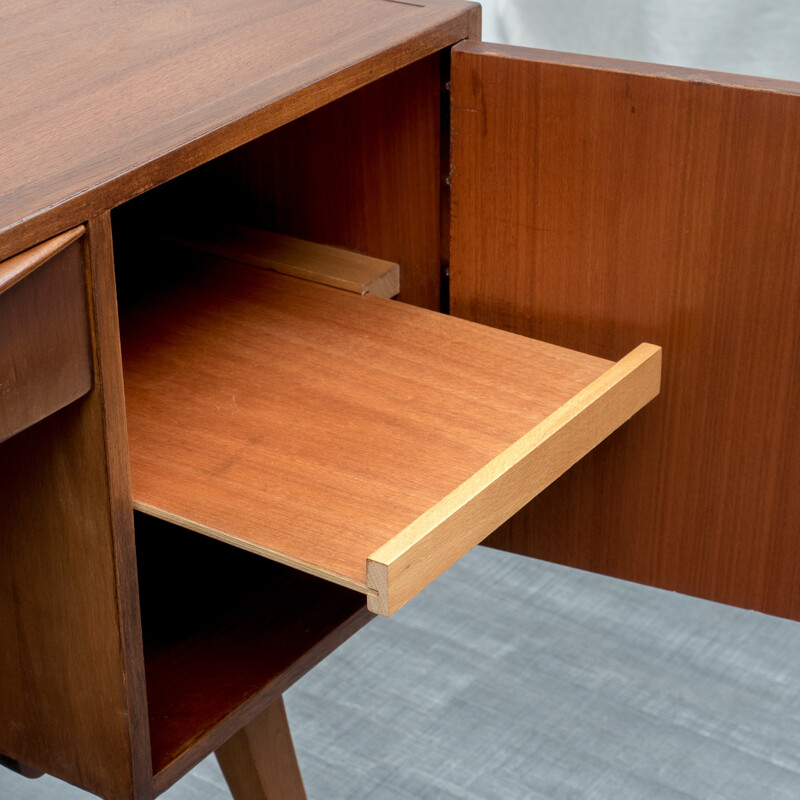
left=121, top=241, right=661, bottom=617
left=136, top=513, right=370, bottom=794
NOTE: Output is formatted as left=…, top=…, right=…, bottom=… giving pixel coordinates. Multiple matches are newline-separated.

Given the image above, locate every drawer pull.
left=0, top=226, right=92, bottom=443
left=0, top=226, right=85, bottom=296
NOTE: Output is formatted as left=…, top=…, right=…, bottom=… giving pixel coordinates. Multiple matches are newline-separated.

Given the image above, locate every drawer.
left=119, top=232, right=661, bottom=617
left=0, top=227, right=92, bottom=443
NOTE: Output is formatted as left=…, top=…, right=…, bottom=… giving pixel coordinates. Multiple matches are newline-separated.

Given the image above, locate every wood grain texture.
left=0, top=215, right=152, bottom=800
left=216, top=698, right=307, bottom=800
left=135, top=516, right=369, bottom=795
left=120, top=245, right=656, bottom=614
left=186, top=51, right=451, bottom=309
left=450, top=43, right=800, bottom=619
left=0, top=0, right=479, bottom=263
left=165, top=223, right=400, bottom=297
left=84, top=213, right=154, bottom=799
left=367, top=344, right=661, bottom=616
left=0, top=232, right=92, bottom=443
left=0, top=226, right=84, bottom=295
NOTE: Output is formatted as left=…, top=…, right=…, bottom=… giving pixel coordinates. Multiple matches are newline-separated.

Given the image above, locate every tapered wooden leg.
left=0, top=754, right=44, bottom=779
left=215, top=697, right=307, bottom=800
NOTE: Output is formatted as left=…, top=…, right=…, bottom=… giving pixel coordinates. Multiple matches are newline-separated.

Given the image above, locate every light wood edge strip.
left=0, top=225, right=85, bottom=295
left=165, top=225, right=400, bottom=298
left=366, top=343, right=663, bottom=616
left=132, top=501, right=373, bottom=596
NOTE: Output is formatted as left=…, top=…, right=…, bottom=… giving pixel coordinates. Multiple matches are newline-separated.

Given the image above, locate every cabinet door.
left=450, top=42, right=800, bottom=620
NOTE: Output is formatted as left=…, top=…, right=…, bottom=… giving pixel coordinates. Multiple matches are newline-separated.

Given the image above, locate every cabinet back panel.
left=198, top=53, right=446, bottom=311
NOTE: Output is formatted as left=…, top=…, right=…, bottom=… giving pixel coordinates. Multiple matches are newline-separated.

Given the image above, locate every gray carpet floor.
left=3, top=547, right=800, bottom=799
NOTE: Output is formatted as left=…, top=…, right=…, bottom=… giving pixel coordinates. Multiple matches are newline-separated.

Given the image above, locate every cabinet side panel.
left=193, top=53, right=444, bottom=311
left=450, top=44, right=800, bottom=619
left=0, top=217, right=152, bottom=799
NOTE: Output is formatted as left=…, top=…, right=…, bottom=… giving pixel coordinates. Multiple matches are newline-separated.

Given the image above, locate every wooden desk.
left=1, top=2, right=797, bottom=798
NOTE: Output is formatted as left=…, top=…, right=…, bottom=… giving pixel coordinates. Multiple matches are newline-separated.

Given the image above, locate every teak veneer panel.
left=450, top=43, right=800, bottom=619
left=0, top=0, right=479, bottom=262
left=121, top=247, right=660, bottom=615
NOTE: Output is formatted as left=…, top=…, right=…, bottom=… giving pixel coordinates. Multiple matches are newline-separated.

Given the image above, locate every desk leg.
left=0, top=755, right=44, bottom=779
left=215, top=697, right=307, bottom=800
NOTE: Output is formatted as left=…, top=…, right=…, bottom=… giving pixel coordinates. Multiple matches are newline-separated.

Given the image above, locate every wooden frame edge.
left=132, top=502, right=372, bottom=596
left=365, top=343, right=662, bottom=616
left=451, top=41, right=800, bottom=96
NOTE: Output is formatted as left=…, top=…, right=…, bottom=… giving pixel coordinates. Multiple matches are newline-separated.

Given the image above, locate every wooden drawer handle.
left=0, top=225, right=85, bottom=296
left=0, top=225, right=92, bottom=443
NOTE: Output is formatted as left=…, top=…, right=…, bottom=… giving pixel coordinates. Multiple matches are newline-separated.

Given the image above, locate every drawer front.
left=0, top=227, right=92, bottom=443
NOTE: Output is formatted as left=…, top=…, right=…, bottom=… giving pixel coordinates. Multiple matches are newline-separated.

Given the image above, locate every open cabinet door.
left=450, top=42, right=800, bottom=620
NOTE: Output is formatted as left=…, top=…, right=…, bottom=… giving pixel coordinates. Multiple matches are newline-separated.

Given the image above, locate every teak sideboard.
left=1, top=2, right=798, bottom=798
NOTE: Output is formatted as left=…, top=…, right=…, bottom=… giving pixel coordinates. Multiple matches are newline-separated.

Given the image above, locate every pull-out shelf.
left=120, top=243, right=661, bottom=616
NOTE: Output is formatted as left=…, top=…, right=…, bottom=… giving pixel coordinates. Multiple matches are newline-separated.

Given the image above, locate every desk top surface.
left=0, top=0, right=477, bottom=259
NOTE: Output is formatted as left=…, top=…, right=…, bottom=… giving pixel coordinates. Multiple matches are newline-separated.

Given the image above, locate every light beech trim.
left=366, top=343, right=662, bottom=616
left=166, top=223, right=400, bottom=297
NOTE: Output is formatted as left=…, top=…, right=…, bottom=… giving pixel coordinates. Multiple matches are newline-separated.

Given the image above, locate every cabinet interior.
left=109, top=62, right=432, bottom=785
left=107, top=45, right=660, bottom=786
left=135, top=514, right=369, bottom=791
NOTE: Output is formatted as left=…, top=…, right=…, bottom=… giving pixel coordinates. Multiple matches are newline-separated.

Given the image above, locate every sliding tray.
left=120, top=244, right=661, bottom=616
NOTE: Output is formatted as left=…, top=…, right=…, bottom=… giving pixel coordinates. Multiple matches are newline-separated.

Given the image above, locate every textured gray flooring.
left=3, top=547, right=800, bottom=799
